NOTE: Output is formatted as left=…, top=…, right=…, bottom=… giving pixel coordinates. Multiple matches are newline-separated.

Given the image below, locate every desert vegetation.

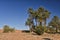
left=25, top=7, right=60, bottom=35
left=3, top=25, right=15, bottom=33
left=0, top=7, right=60, bottom=40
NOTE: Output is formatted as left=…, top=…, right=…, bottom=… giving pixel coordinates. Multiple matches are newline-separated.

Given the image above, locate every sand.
left=0, top=30, right=60, bottom=40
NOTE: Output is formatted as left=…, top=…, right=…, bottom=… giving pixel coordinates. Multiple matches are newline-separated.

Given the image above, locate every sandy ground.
left=0, top=30, right=60, bottom=40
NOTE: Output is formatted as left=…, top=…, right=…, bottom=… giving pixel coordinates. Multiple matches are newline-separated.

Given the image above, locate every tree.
left=34, top=11, right=39, bottom=26
left=25, top=7, right=51, bottom=34
left=37, top=7, right=51, bottom=26
left=38, top=7, right=44, bottom=26
left=27, top=8, right=35, bottom=32
left=25, top=18, right=34, bottom=32
left=43, top=10, right=51, bottom=27
left=58, top=20, right=60, bottom=31
left=49, top=16, right=60, bottom=33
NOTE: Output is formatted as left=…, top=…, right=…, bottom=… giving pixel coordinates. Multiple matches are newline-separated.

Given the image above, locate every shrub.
left=3, top=25, right=15, bottom=33
left=34, top=26, right=44, bottom=35
left=48, top=27, right=55, bottom=33
left=9, top=28, right=15, bottom=32
left=44, top=27, right=48, bottom=32
left=3, top=25, right=10, bottom=33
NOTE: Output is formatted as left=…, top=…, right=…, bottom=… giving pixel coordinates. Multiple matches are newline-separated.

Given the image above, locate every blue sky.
left=0, top=0, right=60, bottom=30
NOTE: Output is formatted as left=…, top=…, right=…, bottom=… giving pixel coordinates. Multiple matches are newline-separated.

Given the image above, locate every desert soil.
left=0, top=30, right=60, bottom=40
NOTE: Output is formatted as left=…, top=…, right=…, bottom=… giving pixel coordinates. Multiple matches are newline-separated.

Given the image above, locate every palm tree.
left=34, top=11, right=39, bottom=26
left=26, top=7, right=51, bottom=33
left=27, top=8, right=35, bottom=32
left=58, top=20, right=60, bottom=31
left=37, top=7, right=44, bottom=26
left=49, top=16, right=59, bottom=33
left=28, top=8, right=35, bottom=19
left=43, top=10, right=51, bottom=27
left=25, top=18, right=34, bottom=32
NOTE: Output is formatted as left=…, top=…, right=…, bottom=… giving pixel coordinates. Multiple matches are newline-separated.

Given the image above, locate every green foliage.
left=48, top=27, right=55, bottom=33
left=49, top=16, right=60, bottom=33
left=3, top=25, right=10, bottom=33
left=34, top=26, right=44, bottom=35
left=3, top=25, right=15, bottom=33
left=26, top=7, right=51, bottom=33
left=9, top=28, right=15, bottom=32
left=44, top=26, right=48, bottom=32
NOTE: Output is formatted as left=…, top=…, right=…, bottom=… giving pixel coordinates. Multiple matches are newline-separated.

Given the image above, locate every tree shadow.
left=46, top=32, right=56, bottom=34
left=43, top=38, right=53, bottom=40
left=57, top=32, right=60, bottom=34
left=32, top=33, right=39, bottom=35
left=22, top=30, right=30, bottom=33
left=46, top=32, right=60, bottom=34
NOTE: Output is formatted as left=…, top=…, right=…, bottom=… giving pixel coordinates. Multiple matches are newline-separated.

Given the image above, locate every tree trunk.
left=35, top=19, right=37, bottom=26
left=40, top=22, right=42, bottom=26
left=29, top=25, right=32, bottom=32
left=56, top=27, right=58, bottom=33
left=29, top=24, right=33, bottom=33
left=44, top=18, right=46, bottom=27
